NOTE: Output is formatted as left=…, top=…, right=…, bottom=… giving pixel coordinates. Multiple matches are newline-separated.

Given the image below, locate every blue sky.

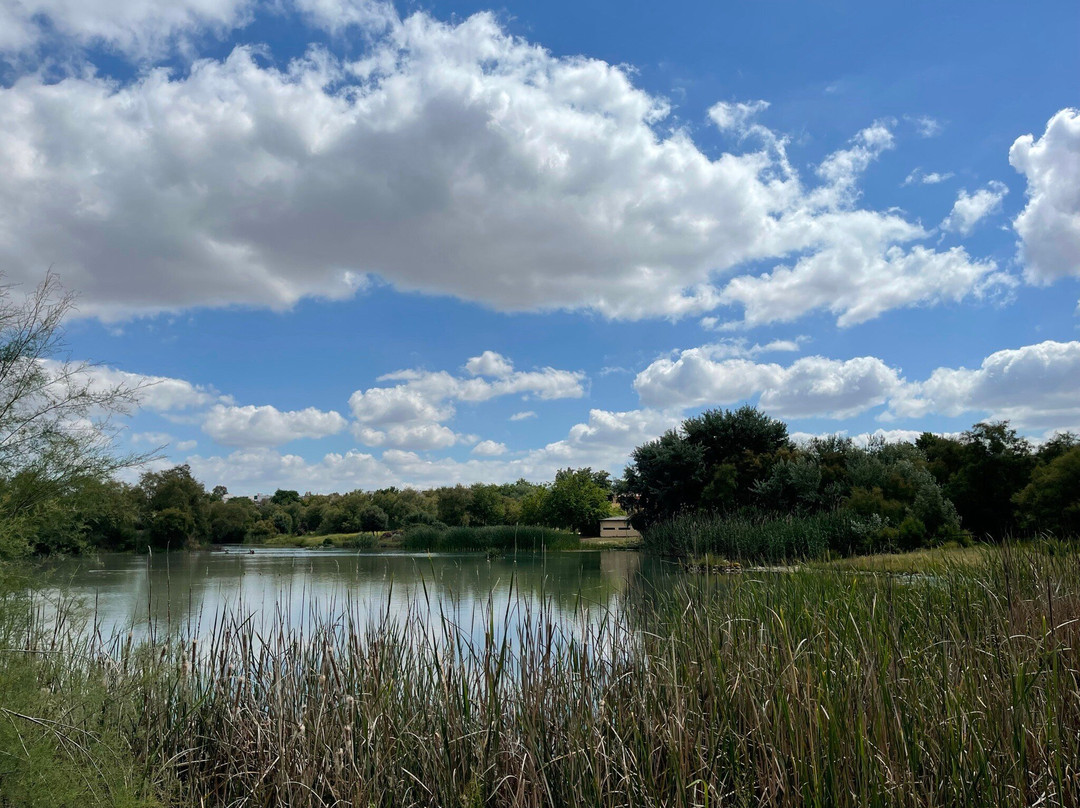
left=2, top=0, right=1078, bottom=493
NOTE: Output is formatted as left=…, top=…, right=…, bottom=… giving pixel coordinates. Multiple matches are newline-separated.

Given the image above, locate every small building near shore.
left=598, top=516, right=641, bottom=539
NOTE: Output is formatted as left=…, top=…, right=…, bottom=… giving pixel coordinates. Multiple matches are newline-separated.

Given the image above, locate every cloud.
left=471, top=440, right=507, bottom=456
left=790, top=428, right=935, bottom=446
left=902, top=168, right=954, bottom=186
left=0, top=0, right=396, bottom=58
left=634, top=349, right=903, bottom=418
left=352, top=423, right=459, bottom=451
left=348, top=382, right=455, bottom=429
left=40, top=360, right=223, bottom=412
left=636, top=338, right=1080, bottom=432
left=292, top=0, right=396, bottom=33
left=1010, top=108, right=1080, bottom=285
left=509, top=410, right=536, bottom=421
left=686, top=333, right=806, bottom=356
left=0, top=12, right=1005, bottom=326
left=888, top=340, right=1080, bottom=428
left=131, top=432, right=196, bottom=452
left=941, top=181, right=1009, bottom=235
left=202, top=403, right=347, bottom=447
left=185, top=406, right=680, bottom=492
left=814, top=122, right=894, bottom=204
left=0, top=0, right=258, bottom=58
left=464, top=351, right=514, bottom=378
left=348, top=353, right=584, bottom=450
left=911, top=116, right=943, bottom=138
left=131, top=431, right=174, bottom=446
left=707, top=99, right=769, bottom=133
left=719, top=239, right=1008, bottom=328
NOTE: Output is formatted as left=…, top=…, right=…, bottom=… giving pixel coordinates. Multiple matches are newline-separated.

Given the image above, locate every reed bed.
left=3, top=544, right=1080, bottom=807
left=401, top=524, right=580, bottom=552
left=643, top=510, right=881, bottom=562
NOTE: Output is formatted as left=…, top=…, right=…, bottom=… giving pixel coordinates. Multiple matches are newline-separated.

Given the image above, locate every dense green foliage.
left=619, top=406, right=790, bottom=522
left=918, top=422, right=1037, bottom=537
left=0, top=461, right=615, bottom=558
left=4, top=547, right=1080, bottom=805
left=621, top=407, right=1076, bottom=560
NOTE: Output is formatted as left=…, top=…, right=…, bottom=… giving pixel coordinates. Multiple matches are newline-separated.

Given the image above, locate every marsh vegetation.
left=3, top=543, right=1079, bottom=806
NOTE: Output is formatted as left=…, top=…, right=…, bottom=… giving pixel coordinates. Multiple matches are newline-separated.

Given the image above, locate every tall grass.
left=643, top=510, right=880, bottom=562
left=3, top=544, right=1080, bottom=806
left=401, top=524, right=580, bottom=552
left=0, top=572, right=158, bottom=807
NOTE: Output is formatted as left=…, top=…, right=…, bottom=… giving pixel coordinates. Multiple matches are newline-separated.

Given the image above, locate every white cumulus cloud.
left=40, top=360, right=224, bottom=412
left=888, top=340, right=1080, bottom=428
left=719, top=239, right=1007, bottom=328
left=942, top=181, right=1009, bottom=235
left=348, top=353, right=584, bottom=450
left=0, top=12, right=1007, bottom=327
left=1010, top=108, right=1080, bottom=285
left=634, top=349, right=903, bottom=419
left=184, top=406, right=680, bottom=492
left=464, top=351, right=514, bottom=378
left=471, top=440, right=507, bottom=456
left=202, top=403, right=347, bottom=447
left=707, top=99, right=770, bottom=134
left=0, top=0, right=257, bottom=56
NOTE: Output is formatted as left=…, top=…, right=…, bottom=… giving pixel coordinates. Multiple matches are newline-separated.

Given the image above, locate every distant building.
left=252, top=493, right=274, bottom=505
left=598, top=516, right=641, bottom=539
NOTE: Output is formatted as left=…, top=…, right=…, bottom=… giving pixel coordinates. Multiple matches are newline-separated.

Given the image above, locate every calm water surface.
left=40, top=548, right=663, bottom=647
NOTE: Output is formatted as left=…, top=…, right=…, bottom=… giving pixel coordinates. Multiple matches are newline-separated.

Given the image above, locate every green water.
left=39, top=548, right=660, bottom=644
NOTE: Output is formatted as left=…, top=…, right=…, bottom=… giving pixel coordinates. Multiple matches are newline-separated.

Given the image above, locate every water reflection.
left=40, top=549, right=654, bottom=650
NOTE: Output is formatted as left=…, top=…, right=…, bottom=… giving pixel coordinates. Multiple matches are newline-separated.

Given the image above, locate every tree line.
left=0, top=464, right=618, bottom=557
left=618, top=406, right=1080, bottom=557
left=5, top=405, right=1076, bottom=559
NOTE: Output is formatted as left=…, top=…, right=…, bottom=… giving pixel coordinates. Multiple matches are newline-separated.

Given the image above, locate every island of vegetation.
left=2, top=277, right=1080, bottom=805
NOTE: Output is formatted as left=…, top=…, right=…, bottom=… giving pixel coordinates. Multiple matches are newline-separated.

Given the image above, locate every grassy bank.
left=816, top=541, right=992, bottom=572
left=252, top=531, right=381, bottom=549
left=3, top=545, right=1080, bottom=806
left=248, top=525, right=581, bottom=552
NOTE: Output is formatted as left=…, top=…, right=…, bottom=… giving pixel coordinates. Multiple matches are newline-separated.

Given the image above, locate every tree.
left=542, top=468, right=612, bottom=535
left=619, top=407, right=789, bottom=525
left=271, top=488, right=300, bottom=505
left=149, top=507, right=196, bottom=547
left=0, top=273, right=148, bottom=557
left=467, top=484, right=505, bottom=527
left=137, top=464, right=210, bottom=547
left=208, top=498, right=256, bottom=544
left=1015, top=447, right=1080, bottom=537
left=358, top=504, right=389, bottom=533
left=930, top=422, right=1034, bottom=538
left=436, top=485, right=473, bottom=526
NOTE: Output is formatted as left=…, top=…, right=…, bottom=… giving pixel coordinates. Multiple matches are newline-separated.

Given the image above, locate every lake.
left=36, top=548, right=664, bottom=650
